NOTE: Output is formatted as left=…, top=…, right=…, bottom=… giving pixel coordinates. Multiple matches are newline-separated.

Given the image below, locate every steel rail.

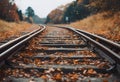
left=54, top=25, right=120, bottom=72
left=0, top=25, right=43, bottom=53
left=0, top=25, right=46, bottom=65
left=74, top=30, right=120, bottom=63
left=76, top=29, right=120, bottom=54
left=0, top=25, right=120, bottom=81
left=52, top=25, right=120, bottom=54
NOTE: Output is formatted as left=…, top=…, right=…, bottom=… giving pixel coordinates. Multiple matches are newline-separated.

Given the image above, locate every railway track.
left=0, top=25, right=120, bottom=82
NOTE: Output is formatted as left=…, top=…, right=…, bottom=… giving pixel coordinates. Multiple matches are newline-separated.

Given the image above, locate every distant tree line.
left=46, top=0, right=120, bottom=24
left=46, top=0, right=91, bottom=24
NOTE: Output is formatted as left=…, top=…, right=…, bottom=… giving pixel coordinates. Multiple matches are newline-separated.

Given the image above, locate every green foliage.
left=63, top=1, right=90, bottom=23
left=63, top=2, right=75, bottom=22
left=45, top=16, right=50, bottom=24
left=25, top=7, right=35, bottom=23
left=83, top=0, right=89, bottom=4
left=17, top=10, right=23, bottom=21
left=25, top=7, right=35, bottom=17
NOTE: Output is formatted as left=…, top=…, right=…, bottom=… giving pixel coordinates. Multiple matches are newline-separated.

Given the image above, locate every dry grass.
left=0, top=20, right=32, bottom=41
left=70, top=12, right=120, bottom=42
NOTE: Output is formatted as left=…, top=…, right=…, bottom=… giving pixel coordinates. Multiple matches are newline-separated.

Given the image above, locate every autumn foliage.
left=0, top=0, right=19, bottom=22
left=46, top=0, right=120, bottom=24
left=90, top=0, right=120, bottom=11
left=46, top=9, right=64, bottom=24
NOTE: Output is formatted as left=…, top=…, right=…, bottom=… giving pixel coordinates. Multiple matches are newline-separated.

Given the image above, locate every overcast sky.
left=15, top=0, right=75, bottom=18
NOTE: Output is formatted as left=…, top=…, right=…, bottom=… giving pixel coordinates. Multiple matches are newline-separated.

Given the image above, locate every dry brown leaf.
left=73, top=60, right=79, bottom=64
left=103, top=79, right=108, bottom=82
left=87, top=69, right=97, bottom=75
left=54, top=73, right=62, bottom=81
left=41, top=75, right=48, bottom=80
left=70, top=73, right=79, bottom=80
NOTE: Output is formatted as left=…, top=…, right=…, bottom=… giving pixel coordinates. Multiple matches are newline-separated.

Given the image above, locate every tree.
left=45, top=9, right=64, bottom=24
left=25, top=6, right=35, bottom=23
left=0, top=0, right=19, bottom=22
left=63, top=1, right=76, bottom=23
left=17, top=10, right=23, bottom=21
left=63, top=1, right=90, bottom=23
left=25, top=7, right=35, bottom=17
